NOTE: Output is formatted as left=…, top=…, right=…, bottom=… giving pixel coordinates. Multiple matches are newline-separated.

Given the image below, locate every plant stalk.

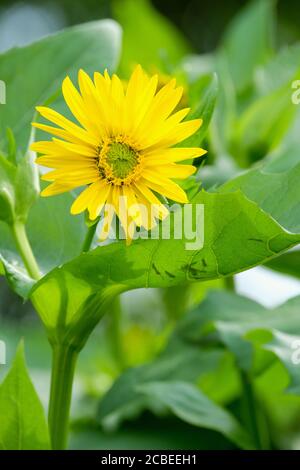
left=11, top=221, right=41, bottom=280
left=81, top=223, right=97, bottom=253
left=108, top=296, right=126, bottom=370
left=48, top=344, right=78, bottom=450
left=224, top=275, right=235, bottom=291
left=240, top=371, right=266, bottom=450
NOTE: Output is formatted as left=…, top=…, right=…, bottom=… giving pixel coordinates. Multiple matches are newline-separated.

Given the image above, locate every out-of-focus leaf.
left=71, top=414, right=234, bottom=450
left=232, top=82, right=297, bottom=165
left=182, top=73, right=218, bottom=148
left=255, top=43, right=300, bottom=94
left=0, top=190, right=87, bottom=275
left=112, top=0, right=191, bottom=75
left=0, top=342, right=50, bottom=450
left=265, top=250, right=300, bottom=279
left=222, top=0, right=275, bottom=94
left=97, top=346, right=222, bottom=428
left=0, top=154, right=15, bottom=224
left=138, top=381, right=255, bottom=449
left=0, top=20, right=122, bottom=153
left=181, top=290, right=300, bottom=393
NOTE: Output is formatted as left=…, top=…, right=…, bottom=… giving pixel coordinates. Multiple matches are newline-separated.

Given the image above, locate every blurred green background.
left=2, top=0, right=300, bottom=450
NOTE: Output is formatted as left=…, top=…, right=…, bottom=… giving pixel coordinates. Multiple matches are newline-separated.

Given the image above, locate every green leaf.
left=112, top=0, right=191, bottom=76
left=232, top=82, right=297, bottom=165
left=0, top=150, right=39, bottom=226
left=71, top=414, right=234, bottom=450
left=0, top=154, right=16, bottom=225
left=138, top=381, right=255, bottom=449
left=219, top=156, right=300, bottom=234
left=0, top=20, right=122, bottom=274
left=222, top=0, right=275, bottom=94
left=181, top=73, right=218, bottom=148
left=0, top=190, right=87, bottom=275
left=0, top=254, right=34, bottom=298
left=0, top=342, right=50, bottom=450
left=31, top=185, right=300, bottom=347
left=265, top=250, right=300, bottom=279
left=255, top=43, right=300, bottom=95
left=97, top=347, right=222, bottom=428
left=6, top=128, right=17, bottom=165
left=181, top=290, right=300, bottom=393
left=0, top=20, right=121, bottom=153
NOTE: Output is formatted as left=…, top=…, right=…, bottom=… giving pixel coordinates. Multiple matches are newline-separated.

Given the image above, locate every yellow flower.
left=31, top=65, right=206, bottom=240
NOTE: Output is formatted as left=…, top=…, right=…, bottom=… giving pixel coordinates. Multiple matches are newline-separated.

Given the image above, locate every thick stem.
left=48, top=344, right=78, bottom=450
left=81, top=223, right=97, bottom=253
left=11, top=221, right=41, bottom=280
left=108, top=296, right=125, bottom=370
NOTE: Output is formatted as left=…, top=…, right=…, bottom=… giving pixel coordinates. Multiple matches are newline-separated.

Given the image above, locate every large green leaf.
left=30, top=188, right=300, bottom=349
left=219, top=156, right=300, bottom=234
left=138, top=381, right=254, bottom=449
left=0, top=20, right=121, bottom=153
left=0, top=342, right=50, bottom=450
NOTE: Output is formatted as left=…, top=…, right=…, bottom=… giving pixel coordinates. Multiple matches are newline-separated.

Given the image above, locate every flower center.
left=98, top=138, right=142, bottom=185
left=106, top=142, right=138, bottom=179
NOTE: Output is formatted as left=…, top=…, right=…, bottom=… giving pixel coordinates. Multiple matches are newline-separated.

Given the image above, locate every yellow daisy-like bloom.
left=31, top=65, right=206, bottom=239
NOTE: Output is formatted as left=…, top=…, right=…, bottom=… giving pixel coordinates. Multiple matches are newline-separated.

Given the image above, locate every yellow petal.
left=134, top=181, right=169, bottom=219
left=143, top=147, right=207, bottom=163
left=141, top=172, right=188, bottom=203
left=41, top=181, right=77, bottom=197
left=150, top=163, right=196, bottom=179
left=88, top=181, right=111, bottom=220
left=36, top=106, right=98, bottom=146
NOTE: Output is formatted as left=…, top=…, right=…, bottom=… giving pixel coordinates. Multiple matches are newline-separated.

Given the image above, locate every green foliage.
left=138, top=381, right=254, bottom=449
left=265, top=250, right=300, bottom=279
left=112, top=0, right=191, bottom=75
left=30, top=187, right=299, bottom=347
left=0, top=152, right=39, bottom=226
left=0, top=342, right=50, bottom=450
left=182, top=73, right=218, bottom=148
left=222, top=0, right=275, bottom=95
left=0, top=19, right=122, bottom=279
left=0, top=20, right=122, bottom=154
left=1, top=0, right=300, bottom=452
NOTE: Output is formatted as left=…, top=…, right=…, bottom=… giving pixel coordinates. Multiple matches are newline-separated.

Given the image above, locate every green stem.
left=224, top=275, right=235, bottom=291
left=108, top=296, right=125, bottom=370
left=11, top=221, right=41, bottom=280
left=240, top=371, right=265, bottom=450
left=48, top=344, right=78, bottom=450
left=81, top=223, right=97, bottom=253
